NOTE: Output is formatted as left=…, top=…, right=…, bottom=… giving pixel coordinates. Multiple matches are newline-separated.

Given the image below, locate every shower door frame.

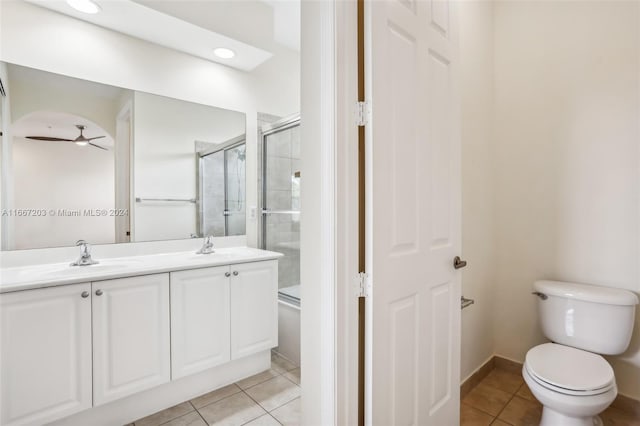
left=258, top=114, right=301, bottom=251
left=196, top=134, right=246, bottom=238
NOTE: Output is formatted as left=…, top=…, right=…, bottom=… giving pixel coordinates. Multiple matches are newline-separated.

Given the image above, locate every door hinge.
left=355, top=101, right=369, bottom=127
left=356, top=272, right=371, bottom=298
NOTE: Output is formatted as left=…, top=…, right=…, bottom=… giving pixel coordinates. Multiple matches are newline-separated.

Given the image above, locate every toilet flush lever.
left=532, top=291, right=548, bottom=300
left=453, top=256, right=467, bottom=269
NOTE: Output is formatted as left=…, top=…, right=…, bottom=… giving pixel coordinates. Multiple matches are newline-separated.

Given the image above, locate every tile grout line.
left=267, top=413, right=284, bottom=425
left=492, top=384, right=521, bottom=425
left=267, top=395, right=301, bottom=416
left=238, top=388, right=281, bottom=425
left=193, top=388, right=247, bottom=413
left=240, top=379, right=300, bottom=423
left=463, top=376, right=524, bottom=418
left=462, top=369, right=524, bottom=424
left=190, top=400, right=211, bottom=426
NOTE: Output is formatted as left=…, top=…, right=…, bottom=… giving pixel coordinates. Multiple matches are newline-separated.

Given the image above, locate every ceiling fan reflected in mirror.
left=26, top=124, right=108, bottom=150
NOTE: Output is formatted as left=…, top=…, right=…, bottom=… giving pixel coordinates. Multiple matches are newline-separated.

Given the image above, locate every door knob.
left=453, top=256, right=467, bottom=269
left=225, top=272, right=231, bottom=277
left=95, top=289, right=103, bottom=296
left=81, top=291, right=90, bottom=298
left=233, top=271, right=239, bottom=276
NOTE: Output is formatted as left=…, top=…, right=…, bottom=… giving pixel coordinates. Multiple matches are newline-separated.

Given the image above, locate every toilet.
left=525, top=280, right=638, bottom=426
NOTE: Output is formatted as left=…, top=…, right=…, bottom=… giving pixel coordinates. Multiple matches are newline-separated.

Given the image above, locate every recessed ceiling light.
left=66, top=0, right=101, bottom=14
left=213, top=48, right=235, bottom=59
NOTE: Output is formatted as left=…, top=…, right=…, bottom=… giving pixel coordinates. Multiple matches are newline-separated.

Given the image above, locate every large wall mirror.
left=0, top=0, right=300, bottom=251
left=1, top=63, right=246, bottom=249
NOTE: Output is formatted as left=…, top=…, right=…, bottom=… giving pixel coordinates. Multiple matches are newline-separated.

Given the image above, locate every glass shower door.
left=262, top=118, right=301, bottom=290
left=199, top=141, right=245, bottom=237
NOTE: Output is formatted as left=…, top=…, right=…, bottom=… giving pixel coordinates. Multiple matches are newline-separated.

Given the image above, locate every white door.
left=0, top=284, right=92, bottom=425
left=365, top=0, right=462, bottom=424
left=230, top=260, right=278, bottom=359
left=170, top=266, right=231, bottom=379
left=92, top=274, right=170, bottom=405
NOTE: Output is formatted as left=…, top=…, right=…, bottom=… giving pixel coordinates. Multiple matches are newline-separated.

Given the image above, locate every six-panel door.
left=230, top=260, right=278, bottom=359
left=92, top=274, right=171, bottom=405
left=0, top=283, right=92, bottom=426
left=170, top=266, right=231, bottom=379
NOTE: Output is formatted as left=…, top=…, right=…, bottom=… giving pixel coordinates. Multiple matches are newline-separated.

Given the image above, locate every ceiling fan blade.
left=88, top=142, right=108, bottom=151
left=26, top=136, right=74, bottom=142
left=87, top=136, right=106, bottom=141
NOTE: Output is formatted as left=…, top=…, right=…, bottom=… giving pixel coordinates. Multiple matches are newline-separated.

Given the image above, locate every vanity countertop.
left=0, top=247, right=283, bottom=294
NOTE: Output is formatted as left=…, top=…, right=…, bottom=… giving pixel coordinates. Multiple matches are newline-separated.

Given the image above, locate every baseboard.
left=47, top=351, right=270, bottom=426
left=461, top=355, right=640, bottom=417
left=493, top=355, right=522, bottom=375
left=460, top=356, right=495, bottom=398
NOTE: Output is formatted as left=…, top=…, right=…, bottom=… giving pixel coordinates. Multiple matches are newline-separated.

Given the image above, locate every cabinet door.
left=230, top=260, right=278, bottom=359
left=170, top=266, right=231, bottom=379
left=92, top=274, right=170, bottom=405
left=0, top=284, right=92, bottom=426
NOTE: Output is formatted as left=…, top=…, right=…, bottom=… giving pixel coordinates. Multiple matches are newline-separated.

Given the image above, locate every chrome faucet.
left=71, top=240, right=99, bottom=266
left=196, top=235, right=215, bottom=254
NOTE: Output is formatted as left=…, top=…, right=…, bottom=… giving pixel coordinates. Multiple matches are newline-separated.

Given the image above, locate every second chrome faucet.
left=196, top=235, right=215, bottom=254
left=70, top=240, right=99, bottom=266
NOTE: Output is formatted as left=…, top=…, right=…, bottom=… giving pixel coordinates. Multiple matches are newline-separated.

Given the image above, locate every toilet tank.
left=534, top=280, right=639, bottom=355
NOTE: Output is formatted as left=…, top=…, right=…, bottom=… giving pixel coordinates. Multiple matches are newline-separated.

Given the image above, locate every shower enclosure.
left=260, top=115, right=301, bottom=292
left=198, top=136, right=246, bottom=237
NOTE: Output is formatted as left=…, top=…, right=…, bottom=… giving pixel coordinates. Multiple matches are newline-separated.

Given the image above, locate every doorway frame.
left=300, top=0, right=359, bottom=425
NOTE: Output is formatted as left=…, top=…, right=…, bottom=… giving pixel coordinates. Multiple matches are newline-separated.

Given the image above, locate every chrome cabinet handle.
left=225, top=272, right=231, bottom=277
left=81, top=291, right=90, bottom=298
left=233, top=271, right=239, bottom=276
left=453, top=256, right=467, bottom=269
left=95, top=289, right=103, bottom=296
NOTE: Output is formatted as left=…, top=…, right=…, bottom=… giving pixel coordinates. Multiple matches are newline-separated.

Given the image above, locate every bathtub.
left=276, top=285, right=300, bottom=366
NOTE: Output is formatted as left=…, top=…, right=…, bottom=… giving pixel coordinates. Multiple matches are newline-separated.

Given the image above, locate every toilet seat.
left=525, top=343, right=615, bottom=396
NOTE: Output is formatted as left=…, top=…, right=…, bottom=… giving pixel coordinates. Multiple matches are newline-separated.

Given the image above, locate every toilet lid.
left=525, top=343, right=614, bottom=392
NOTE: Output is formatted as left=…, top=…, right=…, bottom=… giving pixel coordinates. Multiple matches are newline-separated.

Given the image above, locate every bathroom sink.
left=21, top=259, right=143, bottom=278
left=49, top=263, right=131, bottom=276
left=176, top=252, right=236, bottom=262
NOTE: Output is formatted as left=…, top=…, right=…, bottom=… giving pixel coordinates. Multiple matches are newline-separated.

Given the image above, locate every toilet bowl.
left=523, top=343, right=616, bottom=426
left=525, top=280, right=638, bottom=426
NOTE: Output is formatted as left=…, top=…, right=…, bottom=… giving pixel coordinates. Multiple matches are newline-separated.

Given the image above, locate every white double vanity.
left=0, top=244, right=281, bottom=426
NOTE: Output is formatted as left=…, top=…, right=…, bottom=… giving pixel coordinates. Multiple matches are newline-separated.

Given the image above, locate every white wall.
left=7, top=64, right=121, bottom=137
left=0, top=61, right=13, bottom=250
left=492, top=1, right=640, bottom=399
left=12, top=138, right=115, bottom=249
left=0, top=0, right=300, bottom=248
left=459, top=0, right=496, bottom=381
left=133, top=92, right=245, bottom=241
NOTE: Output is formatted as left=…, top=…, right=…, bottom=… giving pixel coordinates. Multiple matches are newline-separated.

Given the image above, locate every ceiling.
left=24, top=0, right=300, bottom=72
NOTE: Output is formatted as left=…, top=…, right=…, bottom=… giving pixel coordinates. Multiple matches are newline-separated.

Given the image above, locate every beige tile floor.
left=127, top=352, right=300, bottom=426
left=461, top=367, right=640, bottom=426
